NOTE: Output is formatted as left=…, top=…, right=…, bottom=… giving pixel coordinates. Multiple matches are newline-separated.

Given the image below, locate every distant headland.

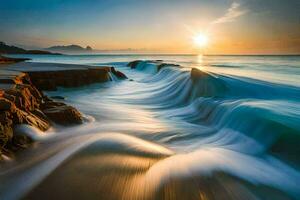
left=45, top=44, right=93, bottom=53
left=0, top=41, right=60, bottom=55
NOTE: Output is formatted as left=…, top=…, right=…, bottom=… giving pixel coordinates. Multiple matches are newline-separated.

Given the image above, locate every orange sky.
left=1, top=0, right=300, bottom=54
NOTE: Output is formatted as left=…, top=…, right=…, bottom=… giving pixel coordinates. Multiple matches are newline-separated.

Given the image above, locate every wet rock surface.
left=0, top=73, right=51, bottom=155
left=127, top=60, right=180, bottom=71
left=27, top=67, right=126, bottom=91
left=111, top=67, right=127, bottom=79
left=0, top=62, right=127, bottom=158
left=127, top=60, right=142, bottom=69
left=41, top=101, right=83, bottom=125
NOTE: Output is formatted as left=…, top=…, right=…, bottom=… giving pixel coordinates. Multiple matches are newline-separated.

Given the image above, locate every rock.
left=190, top=68, right=228, bottom=97
left=27, top=68, right=112, bottom=91
left=157, top=63, right=180, bottom=71
left=0, top=64, right=123, bottom=157
left=110, top=67, right=127, bottom=79
left=51, top=96, right=66, bottom=100
left=43, top=104, right=83, bottom=125
left=0, top=98, right=14, bottom=110
left=0, top=113, right=13, bottom=149
left=17, top=109, right=50, bottom=131
left=127, top=60, right=180, bottom=72
left=11, top=130, right=33, bottom=149
left=191, top=68, right=209, bottom=81
left=40, top=101, right=65, bottom=110
left=86, top=46, right=93, bottom=51
left=0, top=55, right=30, bottom=64
left=127, top=60, right=142, bottom=69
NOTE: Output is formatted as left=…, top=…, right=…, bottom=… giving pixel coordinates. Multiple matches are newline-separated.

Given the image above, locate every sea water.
left=1, top=54, right=300, bottom=199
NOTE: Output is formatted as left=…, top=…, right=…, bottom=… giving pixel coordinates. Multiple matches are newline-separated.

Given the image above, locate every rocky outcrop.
left=111, top=67, right=127, bottom=79
left=191, top=68, right=206, bottom=81
left=27, top=67, right=127, bottom=91
left=157, top=63, right=180, bottom=71
left=41, top=102, right=83, bottom=125
left=0, top=72, right=84, bottom=156
left=0, top=62, right=128, bottom=158
left=127, top=60, right=180, bottom=71
left=190, top=68, right=228, bottom=97
left=127, top=60, right=142, bottom=69
left=0, top=55, right=30, bottom=64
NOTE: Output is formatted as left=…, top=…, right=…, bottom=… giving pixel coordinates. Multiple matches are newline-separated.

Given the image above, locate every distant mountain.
left=0, top=41, right=60, bottom=55
left=0, top=41, right=27, bottom=54
left=46, top=45, right=93, bottom=53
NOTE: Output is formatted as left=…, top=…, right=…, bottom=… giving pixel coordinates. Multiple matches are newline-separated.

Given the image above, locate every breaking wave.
left=1, top=57, right=300, bottom=200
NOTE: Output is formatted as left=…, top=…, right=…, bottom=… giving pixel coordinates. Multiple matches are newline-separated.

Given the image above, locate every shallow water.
left=1, top=55, right=300, bottom=199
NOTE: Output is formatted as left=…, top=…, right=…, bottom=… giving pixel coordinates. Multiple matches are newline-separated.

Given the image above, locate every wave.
left=1, top=59, right=300, bottom=199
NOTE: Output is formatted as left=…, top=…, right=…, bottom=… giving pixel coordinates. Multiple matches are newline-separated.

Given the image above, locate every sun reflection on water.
left=196, top=54, right=205, bottom=71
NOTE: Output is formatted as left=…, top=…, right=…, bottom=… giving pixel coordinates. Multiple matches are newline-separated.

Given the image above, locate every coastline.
left=0, top=61, right=126, bottom=158
left=0, top=57, right=299, bottom=199
left=0, top=55, right=31, bottom=64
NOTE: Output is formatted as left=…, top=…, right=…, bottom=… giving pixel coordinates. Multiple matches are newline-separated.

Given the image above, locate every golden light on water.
left=197, top=54, right=205, bottom=71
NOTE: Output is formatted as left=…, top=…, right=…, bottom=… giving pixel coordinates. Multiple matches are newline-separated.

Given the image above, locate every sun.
left=193, top=33, right=208, bottom=48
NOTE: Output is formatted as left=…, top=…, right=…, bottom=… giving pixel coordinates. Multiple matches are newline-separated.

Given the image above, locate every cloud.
left=212, top=2, right=248, bottom=24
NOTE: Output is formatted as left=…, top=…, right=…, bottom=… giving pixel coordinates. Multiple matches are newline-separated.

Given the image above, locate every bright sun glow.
left=193, top=33, right=208, bottom=47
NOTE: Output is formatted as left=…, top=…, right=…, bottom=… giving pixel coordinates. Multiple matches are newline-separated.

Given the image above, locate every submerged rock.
left=157, top=63, right=180, bottom=71
left=127, top=60, right=180, bottom=72
left=127, top=60, right=142, bottom=69
left=190, top=68, right=228, bottom=97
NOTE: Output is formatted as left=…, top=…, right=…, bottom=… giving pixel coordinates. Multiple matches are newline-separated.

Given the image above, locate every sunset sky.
left=0, top=0, right=300, bottom=54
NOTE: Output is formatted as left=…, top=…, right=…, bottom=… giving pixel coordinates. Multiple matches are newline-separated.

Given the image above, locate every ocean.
left=1, top=54, right=300, bottom=199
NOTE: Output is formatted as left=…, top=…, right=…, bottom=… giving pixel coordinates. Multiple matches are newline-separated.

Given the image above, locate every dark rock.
left=190, top=68, right=228, bottom=97
left=190, top=68, right=207, bottom=81
left=127, top=60, right=180, bottom=72
left=11, top=130, right=33, bottom=149
left=0, top=64, right=123, bottom=157
left=51, top=96, right=66, bottom=100
left=0, top=98, right=14, bottom=111
left=110, top=67, right=127, bottom=79
left=43, top=105, right=83, bottom=125
left=127, top=60, right=142, bottom=69
left=86, top=46, right=93, bottom=51
left=16, top=110, right=50, bottom=131
left=0, top=41, right=57, bottom=55
left=0, top=113, right=13, bottom=149
left=27, top=68, right=112, bottom=91
left=157, top=63, right=180, bottom=71
left=40, top=101, right=65, bottom=110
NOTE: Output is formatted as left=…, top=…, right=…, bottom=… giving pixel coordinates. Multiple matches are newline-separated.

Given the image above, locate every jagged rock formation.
left=0, top=72, right=84, bottom=156
left=27, top=66, right=127, bottom=90
left=0, top=63, right=127, bottom=157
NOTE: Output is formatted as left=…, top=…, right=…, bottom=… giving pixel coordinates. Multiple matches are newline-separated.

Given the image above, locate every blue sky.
left=0, top=0, right=299, bottom=54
